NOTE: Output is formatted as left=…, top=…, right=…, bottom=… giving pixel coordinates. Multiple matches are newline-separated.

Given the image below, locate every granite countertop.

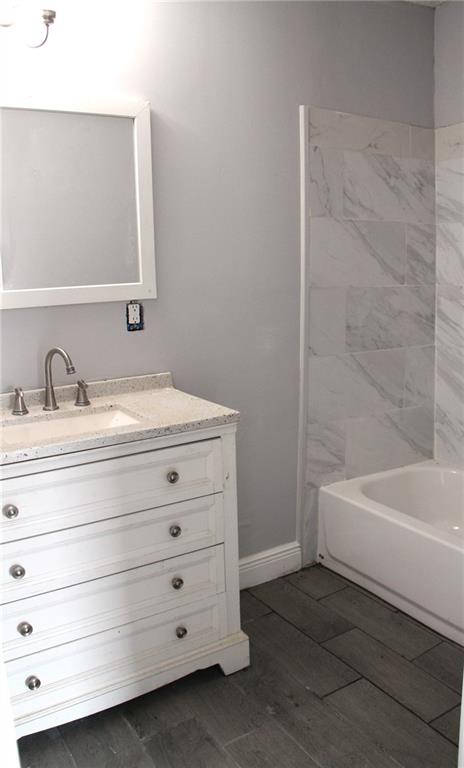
left=0, top=373, right=239, bottom=465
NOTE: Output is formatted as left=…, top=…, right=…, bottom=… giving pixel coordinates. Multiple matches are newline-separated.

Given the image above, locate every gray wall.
left=0, top=2, right=434, bottom=558
left=435, top=1, right=464, bottom=127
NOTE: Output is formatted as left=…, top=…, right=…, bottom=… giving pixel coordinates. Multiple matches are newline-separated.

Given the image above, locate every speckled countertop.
left=0, top=373, right=239, bottom=465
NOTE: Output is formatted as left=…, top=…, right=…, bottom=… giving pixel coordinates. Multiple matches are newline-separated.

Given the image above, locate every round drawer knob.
left=167, top=470, right=180, bottom=484
left=169, top=524, right=182, bottom=538
left=3, top=504, right=19, bottom=520
left=176, top=626, right=188, bottom=639
left=25, top=675, right=41, bottom=691
left=10, top=564, right=26, bottom=580
left=18, top=622, right=33, bottom=637
left=171, top=577, right=184, bottom=591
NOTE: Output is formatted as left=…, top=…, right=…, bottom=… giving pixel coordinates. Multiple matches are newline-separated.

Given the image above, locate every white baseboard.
left=239, top=541, right=302, bottom=590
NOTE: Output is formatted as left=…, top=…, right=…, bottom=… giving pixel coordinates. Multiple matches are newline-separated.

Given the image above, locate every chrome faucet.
left=43, top=347, right=76, bottom=411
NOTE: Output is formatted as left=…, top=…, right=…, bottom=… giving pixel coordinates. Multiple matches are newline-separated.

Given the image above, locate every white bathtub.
left=318, top=460, right=464, bottom=645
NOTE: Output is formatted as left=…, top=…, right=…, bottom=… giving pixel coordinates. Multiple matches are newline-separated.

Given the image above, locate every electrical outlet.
left=126, top=301, right=144, bottom=331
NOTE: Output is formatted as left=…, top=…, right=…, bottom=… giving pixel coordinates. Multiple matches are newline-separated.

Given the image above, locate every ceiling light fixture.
left=0, top=6, right=56, bottom=48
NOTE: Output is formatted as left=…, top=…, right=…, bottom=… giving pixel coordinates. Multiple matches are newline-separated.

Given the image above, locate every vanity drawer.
left=2, top=545, right=225, bottom=661
left=0, top=438, right=223, bottom=543
left=1, top=494, right=224, bottom=603
left=7, top=594, right=227, bottom=723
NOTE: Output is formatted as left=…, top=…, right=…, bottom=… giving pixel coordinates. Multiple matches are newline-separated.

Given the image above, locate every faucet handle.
left=12, top=388, right=29, bottom=416
left=75, top=380, right=91, bottom=407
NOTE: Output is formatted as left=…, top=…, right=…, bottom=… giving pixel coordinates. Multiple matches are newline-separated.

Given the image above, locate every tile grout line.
left=412, top=672, right=463, bottom=698
left=429, top=704, right=462, bottom=748
left=316, top=603, right=444, bottom=662
left=325, top=680, right=453, bottom=768
left=224, top=715, right=322, bottom=767
left=319, top=587, right=398, bottom=613
left=308, top=341, right=436, bottom=358
left=252, top=576, right=447, bottom=665
left=430, top=702, right=462, bottom=723
left=326, top=672, right=461, bottom=734
left=263, top=715, right=328, bottom=768
left=231, top=619, right=363, bottom=704
left=118, top=708, right=161, bottom=766
left=222, top=726, right=263, bottom=749
left=257, top=590, right=462, bottom=724
left=242, top=588, right=275, bottom=610
left=55, top=730, right=79, bottom=768
left=320, top=636, right=460, bottom=728
left=248, top=579, right=452, bottom=667
left=409, top=641, right=446, bottom=664
left=283, top=577, right=349, bottom=601
left=262, top=587, right=456, bottom=759
left=246, top=596, right=356, bottom=647
left=320, top=625, right=461, bottom=694
left=319, top=676, right=363, bottom=700
left=428, top=724, right=460, bottom=749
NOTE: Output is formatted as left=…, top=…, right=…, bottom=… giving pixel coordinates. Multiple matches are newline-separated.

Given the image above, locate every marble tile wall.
left=435, top=122, right=464, bottom=466
left=302, top=107, right=437, bottom=562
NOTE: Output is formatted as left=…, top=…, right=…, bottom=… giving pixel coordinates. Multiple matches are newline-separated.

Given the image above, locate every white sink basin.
left=1, top=408, right=141, bottom=448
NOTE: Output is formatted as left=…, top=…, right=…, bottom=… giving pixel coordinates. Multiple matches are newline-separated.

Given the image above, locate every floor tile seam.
left=429, top=717, right=461, bottom=747
left=139, top=713, right=240, bottom=765
left=133, top=714, right=197, bottom=746
left=222, top=726, right=264, bottom=749
left=291, top=689, right=415, bottom=768
left=241, top=614, right=273, bottom=626
left=244, top=589, right=277, bottom=612
left=325, top=674, right=460, bottom=730
left=247, top=599, right=357, bottom=645
left=211, top=736, right=243, bottom=768
left=318, top=674, right=365, bottom=699
left=321, top=680, right=418, bottom=768
left=59, top=723, right=156, bottom=768
left=322, top=584, right=400, bottom=613
left=283, top=578, right=350, bottom=602
left=51, top=729, right=79, bottom=768
left=430, top=702, right=463, bottom=724
left=234, top=715, right=321, bottom=766
left=248, top=615, right=366, bottom=691
left=315, top=609, right=444, bottom=663
left=274, top=609, right=352, bottom=644
left=411, top=641, right=446, bottom=663
left=321, top=626, right=462, bottom=698
left=267, top=580, right=444, bottom=659
left=263, top=715, right=332, bottom=768
left=297, top=576, right=403, bottom=615
left=319, top=590, right=398, bottom=616
left=406, top=637, right=446, bottom=662
left=411, top=661, right=464, bottom=695
left=119, top=709, right=152, bottom=746
left=226, top=644, right=361, bottom=705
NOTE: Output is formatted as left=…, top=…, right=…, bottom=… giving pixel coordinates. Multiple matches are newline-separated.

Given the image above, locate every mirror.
left=0, top=99, right=156, bottom=308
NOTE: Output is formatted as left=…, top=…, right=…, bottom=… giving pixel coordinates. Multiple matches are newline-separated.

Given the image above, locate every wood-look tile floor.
left=18, top=565, right=463, bottom=768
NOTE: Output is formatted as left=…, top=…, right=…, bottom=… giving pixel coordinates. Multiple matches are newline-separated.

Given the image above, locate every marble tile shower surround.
left=435, top=122, right=464, bottom=467
left=302, top=107, right=439, bottom=561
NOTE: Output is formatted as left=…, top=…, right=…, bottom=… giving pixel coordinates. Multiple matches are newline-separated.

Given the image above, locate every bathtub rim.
left=319, top=459, right=463, bottom=552
left=318, top=459, right=464, bottom=644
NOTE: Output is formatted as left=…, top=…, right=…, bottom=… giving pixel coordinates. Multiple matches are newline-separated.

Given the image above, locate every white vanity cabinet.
left=0, top=425, right=249, bottom=738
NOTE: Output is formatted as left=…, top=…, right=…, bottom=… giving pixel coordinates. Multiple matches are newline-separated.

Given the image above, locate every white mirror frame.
left=0, top=98, right=156, bottom=309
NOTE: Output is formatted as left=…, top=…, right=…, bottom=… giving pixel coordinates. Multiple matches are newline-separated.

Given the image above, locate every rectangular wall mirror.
left=0, top=99, right=156, bottom=309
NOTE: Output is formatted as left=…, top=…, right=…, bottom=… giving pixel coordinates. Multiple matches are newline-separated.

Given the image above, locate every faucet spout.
left=43, top=347, right=76, bottom=411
